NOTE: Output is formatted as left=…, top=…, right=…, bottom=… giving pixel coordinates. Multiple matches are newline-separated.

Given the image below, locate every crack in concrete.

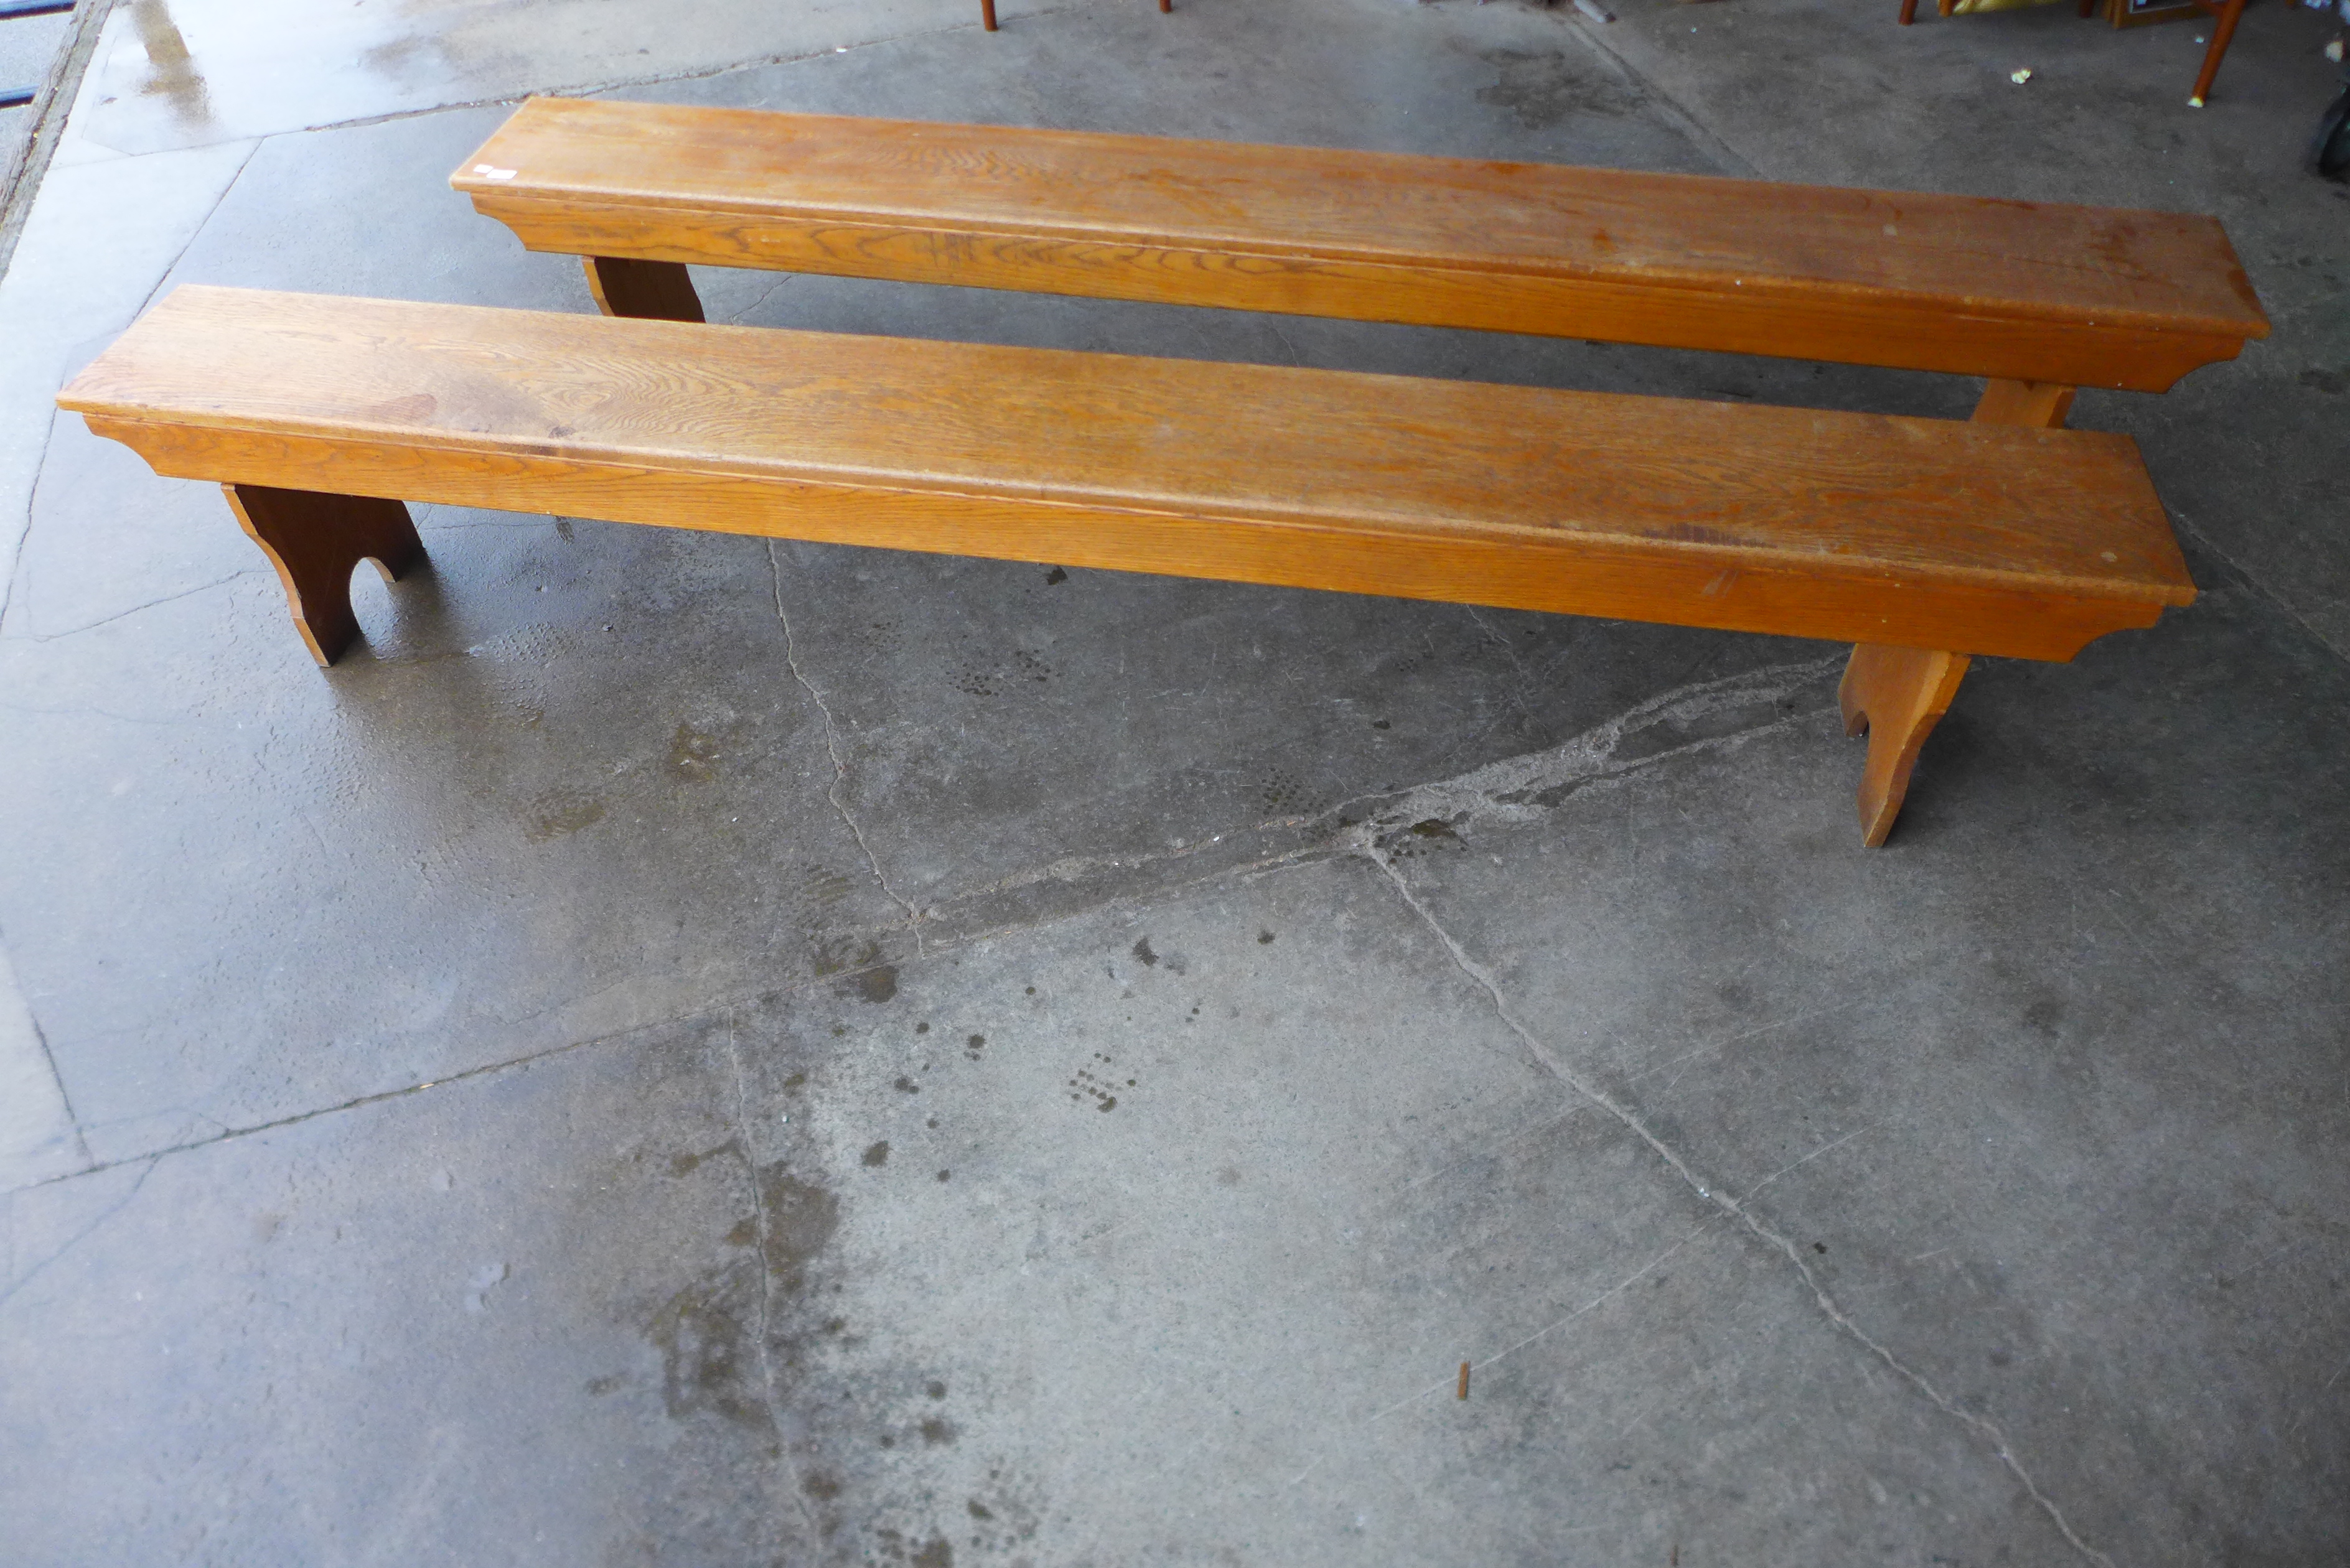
left=1365, top=852, right=2117, bottom=1568
left=7, top=658, right=1848, bottom=1195
left=0, top=568, right=261, bottom=644
left=5, top=1020, right=632, bottom=1197
left=0, top=1156, right=155, bottom=1311
left=2, top=134, right=259, bottom=635
left=2165, top=501, right=2349, bottom=669
left=0, top=406, right=59, bottom=638
left=0, top=925, right=93, bottom=1179
left=715, top=1006, right=824, bottom=1547
left=721, top=272, right=796, bottom=325
left=919, top=655, right=1843, bottom=943
left=0, top=697, right=200, bottom=728
left=768, top=542, right=925, bottom=956
left=129, top=137, right=259, bottom=320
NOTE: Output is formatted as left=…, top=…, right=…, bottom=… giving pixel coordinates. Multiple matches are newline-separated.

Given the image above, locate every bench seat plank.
left=454, top=97, right=2267, bottom=393
left=60, top=287, right=2192, bottom=663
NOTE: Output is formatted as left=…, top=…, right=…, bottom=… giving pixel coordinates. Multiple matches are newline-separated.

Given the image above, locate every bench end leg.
left=1972, top=378, right=2076, bottom=428
left=1840, top=645, right=1970, bottom=848
left=583, top=256, right=706, bottom=324
left=224, top=484, right=424, bottom=667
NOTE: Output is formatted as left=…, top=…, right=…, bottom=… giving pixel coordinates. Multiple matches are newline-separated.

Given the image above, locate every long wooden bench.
left=452, top=96, right=2268, bottom=420
left=59, top=286, right=2194, bottom=844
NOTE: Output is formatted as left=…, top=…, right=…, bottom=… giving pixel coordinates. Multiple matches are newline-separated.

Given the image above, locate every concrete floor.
left=2, top=0, right=2346, bottom=1562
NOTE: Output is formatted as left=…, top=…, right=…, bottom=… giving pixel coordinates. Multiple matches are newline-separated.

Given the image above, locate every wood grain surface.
left=454, top=97, right=2267, bottom=391
left=60, top=287, right=2196, bottom=661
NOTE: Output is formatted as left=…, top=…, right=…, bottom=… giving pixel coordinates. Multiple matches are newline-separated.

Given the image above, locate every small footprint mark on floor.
left=1068, top=1051, right=1134, bottom=1111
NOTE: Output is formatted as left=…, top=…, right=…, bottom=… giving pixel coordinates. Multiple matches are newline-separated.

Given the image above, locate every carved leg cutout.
left=1972, top=378, right=2076, bottom=428
left=1839, top=644, right=1970, bottom=848
left=223, top=484, right=423, bottom=667
left=583, top=256, right=706, bottom=323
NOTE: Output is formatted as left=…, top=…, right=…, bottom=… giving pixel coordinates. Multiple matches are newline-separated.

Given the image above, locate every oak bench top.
left=454, top=96, right=2267, bottom=392
left=61, top=287, right=2192, bottom=664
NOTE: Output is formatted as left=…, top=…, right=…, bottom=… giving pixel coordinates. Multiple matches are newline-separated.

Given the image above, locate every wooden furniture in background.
left=1899, top=0, right=2252, bottom=108
left=983, top=0, right=1167, bottom=31
left=60, top=287, right=2199, bottom=843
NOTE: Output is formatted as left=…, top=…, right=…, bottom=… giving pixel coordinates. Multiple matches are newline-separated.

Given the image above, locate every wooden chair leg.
left=2078, top=0, right=2095, bottom=16
left=223, top=484, right=424, bottom=667
left=1840, top=645, right=1970, bottom=848
left=1159, top=0, right=1172, bottom=11
left=2188, top=0, right=2245, bottom=106
left=1972, top=378, right=2077, bottom=427
left=1899, top=0, right=1919, bottom=22
left=981, top=0, right=998, bottom=28
left=582, top=256, right=706, bottom=323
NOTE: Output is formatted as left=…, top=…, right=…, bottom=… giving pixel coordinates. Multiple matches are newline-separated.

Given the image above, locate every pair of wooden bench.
left=58, top=97, right=2265, bottom=844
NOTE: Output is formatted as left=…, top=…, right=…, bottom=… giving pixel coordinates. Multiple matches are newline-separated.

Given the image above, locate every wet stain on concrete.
left=667, top=715, right=743, bottom=782
left=1132, top=936, right=1159, bottom=968
left=964, top=1033, right=985, bottom=1061
left=1477, top=47, right=1643, bottom=128
left=854, top=964, right=899, bottom=1003
left=876, top=1529, right=956, bottom=1567
left=1258, top=767, right=1325, bottom=814
left=130, top=0, right=212, bottom=126
left=1043, top=566, right=1068, bottom=584
left=647, top=1264, right=771, bottom=1432
left=525, top=787, right=606, bottom=842
left=863, top=1140, right=891, bottom=1167
left=757, top=1163, right=841, bottom=1294
left=670, top=1139, right=738, bottom=1177
left=1378, top=816, right=1465, bottom=858
left=1068, top=1052, right=1123, bottom=1112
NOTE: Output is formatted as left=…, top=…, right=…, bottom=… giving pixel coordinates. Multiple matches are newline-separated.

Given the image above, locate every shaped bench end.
left=224, top=484, right=424, bottom=667
left=1840, top=644, right=1970, bottom=848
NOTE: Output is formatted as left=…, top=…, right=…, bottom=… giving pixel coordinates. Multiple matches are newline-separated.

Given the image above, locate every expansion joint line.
left=1364, top=851, right=2115, bottom=1568
left=768, top=543, right=925, bottom=956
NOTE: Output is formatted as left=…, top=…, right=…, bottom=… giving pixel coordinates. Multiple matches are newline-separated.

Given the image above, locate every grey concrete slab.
left=0, top=515, right=914, bottom=1168
left=58, top=0, right=998, bottom=160
left=0, top=135, right=252, bottom=595
left=0, top=0, right=2344, bottom=1559
left=0, top=1009, right=815, bottom=1566
left=708, top=861, right=2082, bottom=1564
left=2, top=855, right=2096, bottom=1564
left=1368, top=541, right=2350, bottom=1566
